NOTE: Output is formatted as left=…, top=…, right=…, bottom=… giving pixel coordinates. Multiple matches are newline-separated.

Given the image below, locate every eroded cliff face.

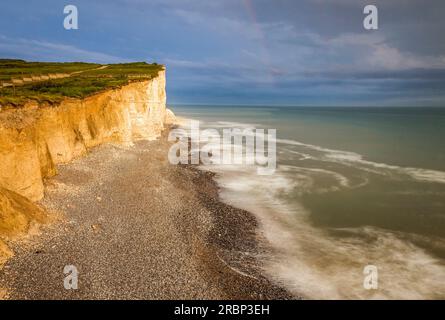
left=0, top=186, right=48, bottom=266
left=0, top=71, right=175, bottom=264
left=0, top=70, right=174, bottom=202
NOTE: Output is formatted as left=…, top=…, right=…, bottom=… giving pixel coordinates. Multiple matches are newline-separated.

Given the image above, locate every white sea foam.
left=282, top=149, right=313, bottom=161
left=276, top=138, right=445, bottom=184
left=212, top=121, right=260, bottom=128
left=179, top=118, right=445, bottom=185
left=211, top=164, right=445, bottom=299
left=182, top=118, right=445, bottom=299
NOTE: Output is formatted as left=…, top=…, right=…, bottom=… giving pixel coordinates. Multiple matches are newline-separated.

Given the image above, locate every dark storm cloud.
left=0, top=0, right=444, bottom=105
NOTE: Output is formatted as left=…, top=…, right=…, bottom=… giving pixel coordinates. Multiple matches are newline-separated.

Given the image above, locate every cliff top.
left=0, top=60, right=164, bottom=107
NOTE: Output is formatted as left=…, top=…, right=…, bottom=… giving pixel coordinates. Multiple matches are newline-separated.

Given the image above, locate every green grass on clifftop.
left=0, top=59, right=164, bottom=107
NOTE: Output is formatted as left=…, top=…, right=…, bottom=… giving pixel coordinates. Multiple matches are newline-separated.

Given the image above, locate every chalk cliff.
left=0, top=70, right=174, bottom=201
left=0, top=70, right=175, bottom=256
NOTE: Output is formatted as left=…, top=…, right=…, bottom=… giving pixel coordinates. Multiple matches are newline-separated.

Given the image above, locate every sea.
left=173, top=105, right=445, bottom=299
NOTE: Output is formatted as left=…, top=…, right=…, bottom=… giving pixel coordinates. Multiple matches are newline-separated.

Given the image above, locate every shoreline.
left=0, top=130, right=295, bottom=299
left=178, top=165, right=294, bottom=299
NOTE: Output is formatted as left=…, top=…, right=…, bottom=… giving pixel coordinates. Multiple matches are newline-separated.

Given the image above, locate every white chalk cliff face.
left=0, top=70, right=175, bottom=202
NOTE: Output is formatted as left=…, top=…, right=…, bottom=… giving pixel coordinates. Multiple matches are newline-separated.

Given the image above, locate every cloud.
left=0, top=35, right=128, bottom=63
left=1, top=0, right=444, bottom=105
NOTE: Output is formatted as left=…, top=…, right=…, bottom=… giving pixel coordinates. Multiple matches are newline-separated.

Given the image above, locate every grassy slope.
left=0, top=60, right=164, bottom=106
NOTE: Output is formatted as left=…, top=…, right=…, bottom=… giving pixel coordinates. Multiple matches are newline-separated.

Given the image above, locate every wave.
left=210, top=164, right=445, bottom=299
left=276, top=138, right=445, bottom=185
left=179, top=117, right=445, bottom=298
left=179, top=118, right=445, bottom=185
left=280, top=165, right=371, bottom=191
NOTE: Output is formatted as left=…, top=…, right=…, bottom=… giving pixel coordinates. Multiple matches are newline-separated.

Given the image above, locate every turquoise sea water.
left=173, top=105, right=445, bottom=299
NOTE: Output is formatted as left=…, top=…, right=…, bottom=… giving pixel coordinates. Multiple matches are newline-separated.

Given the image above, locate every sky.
left=1, top=0, right=445, bottom=106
